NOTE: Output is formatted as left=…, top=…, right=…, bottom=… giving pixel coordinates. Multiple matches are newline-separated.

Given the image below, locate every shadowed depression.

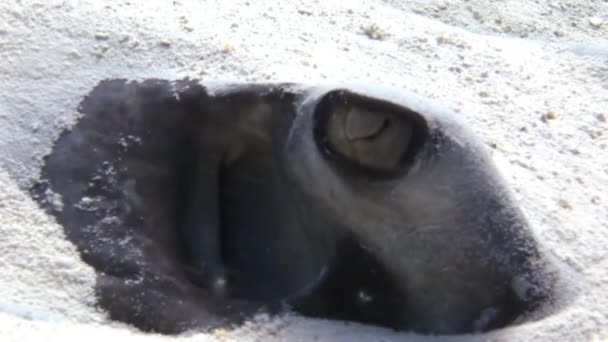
left=30, top=79, right=557, bottom=335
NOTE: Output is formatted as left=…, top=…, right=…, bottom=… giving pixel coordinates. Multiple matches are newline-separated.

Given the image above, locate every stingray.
left=30, top=79, right=556, bottom=335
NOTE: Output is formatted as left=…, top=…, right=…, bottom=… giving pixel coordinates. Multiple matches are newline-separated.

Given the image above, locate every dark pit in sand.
left=30, top=79, right=558, bottom=335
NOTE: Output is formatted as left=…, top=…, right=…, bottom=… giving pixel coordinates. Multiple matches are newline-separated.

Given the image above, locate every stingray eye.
left=326, top=107, right=412, bottom=172
left=316, top=90, right=425, bottom=175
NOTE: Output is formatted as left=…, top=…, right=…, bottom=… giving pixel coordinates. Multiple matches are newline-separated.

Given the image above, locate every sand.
left=0, top=0, right=607, bottom=341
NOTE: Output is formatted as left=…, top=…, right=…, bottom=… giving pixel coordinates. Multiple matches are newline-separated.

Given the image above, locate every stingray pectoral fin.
left=180, top=155, right=227, bottom=297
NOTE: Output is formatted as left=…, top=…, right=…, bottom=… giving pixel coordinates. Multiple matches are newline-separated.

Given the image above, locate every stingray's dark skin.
left=30, top=79, right=555, bottom=335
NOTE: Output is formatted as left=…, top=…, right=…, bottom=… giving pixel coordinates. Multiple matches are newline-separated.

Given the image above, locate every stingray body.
left=31, top=79, right=555, bottom=335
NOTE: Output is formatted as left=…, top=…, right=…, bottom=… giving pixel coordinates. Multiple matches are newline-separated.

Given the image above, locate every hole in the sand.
left=30, top=79, right=560, bottom=335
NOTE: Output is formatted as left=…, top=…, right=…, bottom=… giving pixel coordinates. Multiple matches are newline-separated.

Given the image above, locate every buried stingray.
left=31, top=79, right=557, bottom=335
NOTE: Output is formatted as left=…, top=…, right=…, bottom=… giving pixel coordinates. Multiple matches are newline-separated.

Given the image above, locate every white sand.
left=0, top=0, right=607, bottom=341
